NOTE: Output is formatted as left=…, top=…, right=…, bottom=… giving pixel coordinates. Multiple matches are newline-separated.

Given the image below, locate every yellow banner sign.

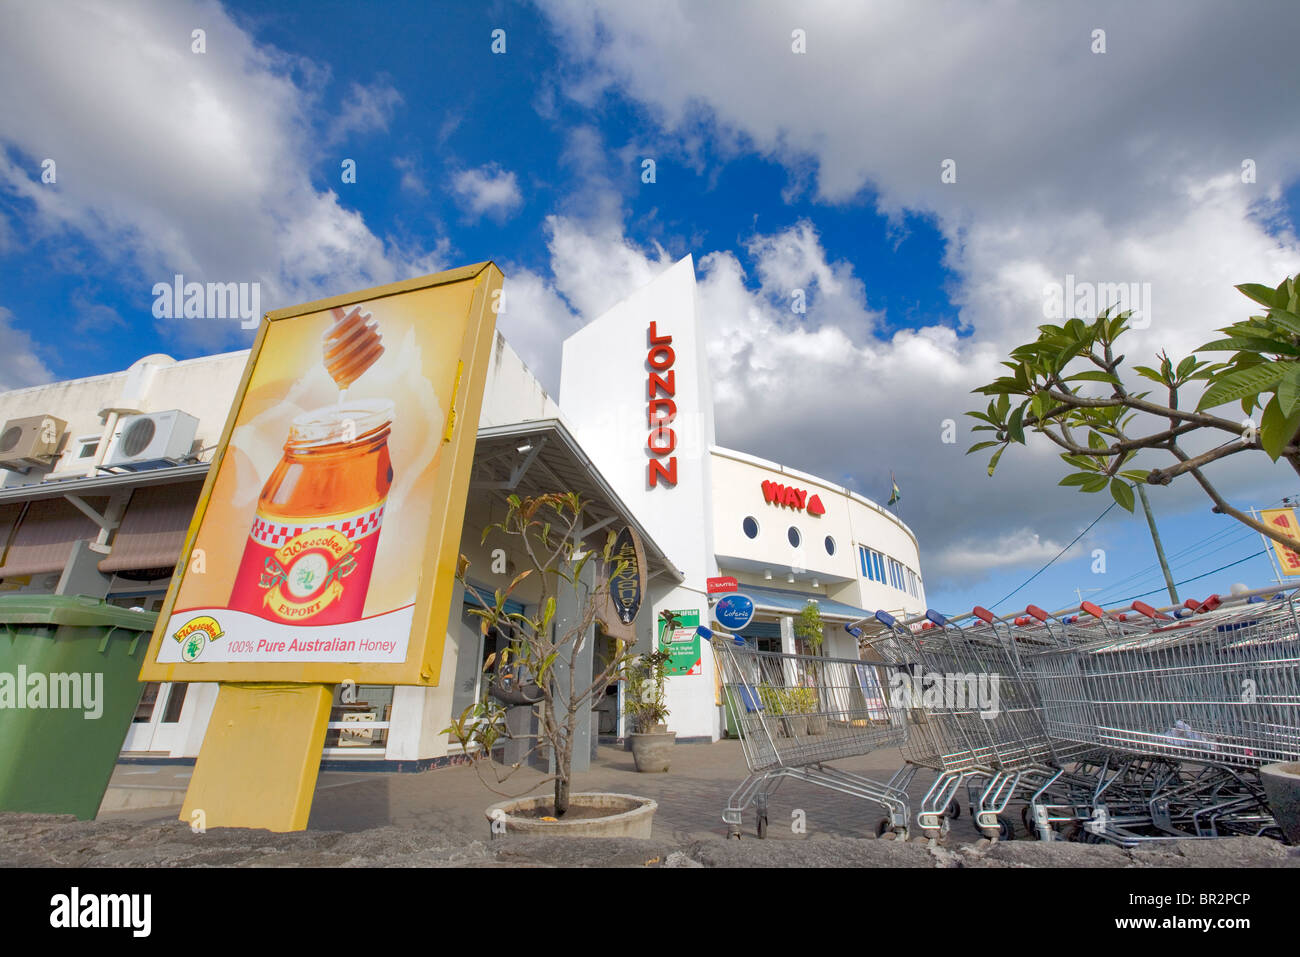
left=1260, top=508, right=1300, bottom=576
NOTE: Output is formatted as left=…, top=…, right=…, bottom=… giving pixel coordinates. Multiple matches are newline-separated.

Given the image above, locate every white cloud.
left=527, top=0, right=1300, bottom=593
left=0, top=306, right=53, bottom=390
left=327, top=77, right=403, bottom=144
left=451, top=164, right=523, bottom=222
left=0, top=0, right=445, bottom=355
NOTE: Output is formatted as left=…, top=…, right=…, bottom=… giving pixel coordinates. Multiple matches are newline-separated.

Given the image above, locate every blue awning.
left=733, top=583, right=872, bottom=621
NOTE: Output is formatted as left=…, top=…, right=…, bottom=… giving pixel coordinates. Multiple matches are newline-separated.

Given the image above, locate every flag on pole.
left=887, top=472, right=901, bottom=506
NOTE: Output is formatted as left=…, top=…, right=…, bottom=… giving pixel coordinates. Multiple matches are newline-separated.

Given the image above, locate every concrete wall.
left=0, top=351, right=249, bottom=488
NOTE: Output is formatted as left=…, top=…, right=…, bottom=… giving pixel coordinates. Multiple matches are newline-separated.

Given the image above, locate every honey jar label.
left=229, top=503, right=386, bottom=624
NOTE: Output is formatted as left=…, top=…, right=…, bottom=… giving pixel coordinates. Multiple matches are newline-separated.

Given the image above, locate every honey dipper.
left=323, top=305, right=385, bottom=389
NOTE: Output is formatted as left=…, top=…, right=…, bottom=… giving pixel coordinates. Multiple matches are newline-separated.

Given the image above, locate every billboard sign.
left=140, top=263, right=503, bottom=685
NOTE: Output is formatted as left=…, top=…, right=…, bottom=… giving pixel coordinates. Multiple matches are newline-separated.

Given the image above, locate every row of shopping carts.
left=707, top=585, right=1300, bottom=845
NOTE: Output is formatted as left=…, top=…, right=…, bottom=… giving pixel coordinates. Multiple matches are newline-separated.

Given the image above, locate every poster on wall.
left=140, top=263, right=503, bottom=685
left=658, top=608, right=701, bottom=676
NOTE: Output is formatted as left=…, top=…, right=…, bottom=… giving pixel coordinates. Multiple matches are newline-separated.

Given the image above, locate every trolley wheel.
left=756, top=814, right=768, bottom=839
left=875, top=818, right=892, bottom=839
left=946, top=802, right=961, bottom=820
left=977, top=814, right=1016, bottom=841
left=1021, top=805, right=1040, bottom=840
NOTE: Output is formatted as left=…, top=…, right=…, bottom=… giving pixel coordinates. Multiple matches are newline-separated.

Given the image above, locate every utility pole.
left=1136, top=484, right=1178, bottom=604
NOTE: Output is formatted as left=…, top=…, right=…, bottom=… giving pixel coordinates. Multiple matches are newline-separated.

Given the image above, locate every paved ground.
left=2, top=739, right=1297, bottom=867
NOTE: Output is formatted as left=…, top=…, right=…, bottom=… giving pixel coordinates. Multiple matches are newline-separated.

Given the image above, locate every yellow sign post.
left=1260, top=507, right=1300, bottom=577
left=141, top=263, right=502, bottom=830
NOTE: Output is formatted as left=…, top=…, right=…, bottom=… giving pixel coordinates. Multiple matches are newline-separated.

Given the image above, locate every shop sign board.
left=713, top=593, right=756, bottom=632
left=140, top=263, right=503, bottom=685
left=659, top=608, right=701, bottom=676
left=761, top=480, right=825, bottom=515
left=706, top=576, right=738, bottom=594
left=1260, top=507, right=1300, bottom=576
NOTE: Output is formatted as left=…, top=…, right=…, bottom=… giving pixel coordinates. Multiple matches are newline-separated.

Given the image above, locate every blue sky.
left=1, top=0, right=1299, bottom=617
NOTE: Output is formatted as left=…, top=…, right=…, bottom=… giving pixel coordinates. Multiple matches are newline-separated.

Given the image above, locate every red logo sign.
left=647, top=321, right=677, bottom=488
left=761, top=481, right=825, bottom=516
left=707, top=576, right=739, bottom=594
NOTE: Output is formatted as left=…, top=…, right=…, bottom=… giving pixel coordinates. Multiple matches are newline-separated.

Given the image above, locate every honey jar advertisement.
left=141, top=264, right=501, bottom=684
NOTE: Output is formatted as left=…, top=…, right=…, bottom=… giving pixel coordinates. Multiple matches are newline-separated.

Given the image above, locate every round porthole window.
left=824, top=535, right=835, bottom=556
left=743, top=516, right=759, bottom=539
left=788, top=526, right=801, bottom=548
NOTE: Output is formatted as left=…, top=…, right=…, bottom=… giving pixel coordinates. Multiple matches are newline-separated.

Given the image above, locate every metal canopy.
left=471, top=419, right=683, bottom=584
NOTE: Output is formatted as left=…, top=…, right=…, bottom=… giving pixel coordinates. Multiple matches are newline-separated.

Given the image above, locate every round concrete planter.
left=485, top=792, right=657, bottom=838
left=629, top=730, right=676, bottom=772
left=780, top=715, right=809, bottom=737
left=1260, top=762, right=1300, bottom=845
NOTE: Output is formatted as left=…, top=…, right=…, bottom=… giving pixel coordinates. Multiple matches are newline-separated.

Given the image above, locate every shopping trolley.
left=706, top=626, right=912, bottom=839
left=1020, top=588, right=1300, bottom=844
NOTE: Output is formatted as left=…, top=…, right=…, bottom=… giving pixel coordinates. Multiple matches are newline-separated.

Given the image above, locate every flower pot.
left=1260, top=762, right=1300, bottom=845
left=484, top=792, right=658, bottom=839
left=781, top=715, right=809, bottom=737
left=806, top=715, right=828, bottom=735
left=629, top=730, right=676, bottom=772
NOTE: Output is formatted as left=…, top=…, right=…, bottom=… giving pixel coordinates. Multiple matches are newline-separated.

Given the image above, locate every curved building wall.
left=710, top=446, right=927, bottom=622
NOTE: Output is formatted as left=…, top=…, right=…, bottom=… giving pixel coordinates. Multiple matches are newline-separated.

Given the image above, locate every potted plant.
left=794, top=600, right=825, bottom=654
left=790, top=685, right=827, bottom=735
left=445, top=492, right=656, bottom=837
left=624, top=642, right=675, bottom=772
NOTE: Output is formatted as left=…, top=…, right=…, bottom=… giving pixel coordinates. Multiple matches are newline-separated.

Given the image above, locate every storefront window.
left=326, top=684, right=393, bottom=751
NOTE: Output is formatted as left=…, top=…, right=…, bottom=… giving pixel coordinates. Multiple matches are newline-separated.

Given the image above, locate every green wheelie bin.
left=0, top=595, right=158, bottom=819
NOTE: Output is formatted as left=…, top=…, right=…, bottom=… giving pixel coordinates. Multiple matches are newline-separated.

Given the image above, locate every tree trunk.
left=555, top=775, right=570, bottom=817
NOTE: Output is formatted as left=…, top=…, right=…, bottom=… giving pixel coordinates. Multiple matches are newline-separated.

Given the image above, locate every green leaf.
left=1278, top=365, right=1300, bottom=418
left=1064, top=370, right=1117, bottom=383
left=1131, top=365, right=1167, bottom=385
left=1237, top=282, right=1281, bottom=310
left=1110, top=478, right=1136, bottom=512
left=1058, top=473, right=1095, bottom=487
left=966, top=441, right=999, bottom=454
left=1119, top=469, right=1149, bottom=482
left=1266, top=309, right=1300, bottom=338
left=986, top=445, right=1005, bottom=477
left=1007, top=406, right=1025, bottom=444
left=1198, top=336, right=1300, bottom=357
left=1080, top=474, right=1110, bottom=493
left=1259, top=395, right=1300, bottom=461
left=1088, top=431, right=1108, bottom=451
left=1175, top=356, right=1197, bottom=381
left=1197, top=360, right=1288, bottom=410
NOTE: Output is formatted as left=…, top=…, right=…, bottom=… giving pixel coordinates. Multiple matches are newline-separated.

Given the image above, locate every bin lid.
left=0, top=594, right=158, bottom=631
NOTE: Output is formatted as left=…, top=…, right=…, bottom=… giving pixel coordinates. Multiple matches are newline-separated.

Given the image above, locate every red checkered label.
left=249, top=504, right=385, bottom=548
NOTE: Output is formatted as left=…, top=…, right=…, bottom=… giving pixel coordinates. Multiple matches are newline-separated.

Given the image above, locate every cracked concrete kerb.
left=2, top=813, right=1298, bottom=867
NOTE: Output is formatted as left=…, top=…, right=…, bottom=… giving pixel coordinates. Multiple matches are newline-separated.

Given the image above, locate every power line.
left=1110, top=549, right=1268, bottom=605
left=990, top=501, right=1118, bottom=611
left=1089, top=526, right=1256, bottom=604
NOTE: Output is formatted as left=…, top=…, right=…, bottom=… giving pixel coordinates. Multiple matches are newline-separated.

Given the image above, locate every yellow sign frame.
left=139, top=262, right=503, bottom=686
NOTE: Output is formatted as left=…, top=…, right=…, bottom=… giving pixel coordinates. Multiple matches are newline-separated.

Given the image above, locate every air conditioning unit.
left=103, top=410, right=199, bottom=471
left=0, top=415, right=67, bottom=472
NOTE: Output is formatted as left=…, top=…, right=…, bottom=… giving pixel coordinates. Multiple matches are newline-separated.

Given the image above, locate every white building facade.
left=0, top=256, right=926, bottom=765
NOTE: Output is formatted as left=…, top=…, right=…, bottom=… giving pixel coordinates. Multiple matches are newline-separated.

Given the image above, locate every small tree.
left=793, top=600, right=825, bottom=652
left=623, top=645, right=671, bottom=734
left=966, top=274, right=1300, bottom=551
left=445, top=492, right=636, bottom=817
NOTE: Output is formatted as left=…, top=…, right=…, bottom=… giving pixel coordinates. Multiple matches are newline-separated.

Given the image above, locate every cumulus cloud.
left=451, top=164, right=524, bottom=222
left=0, top=0, right=445, bottom=355
left=0, top=306, right=53, bottom=390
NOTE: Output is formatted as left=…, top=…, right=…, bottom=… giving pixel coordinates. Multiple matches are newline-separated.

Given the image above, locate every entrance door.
left=121, top=682, right=190, bottom=753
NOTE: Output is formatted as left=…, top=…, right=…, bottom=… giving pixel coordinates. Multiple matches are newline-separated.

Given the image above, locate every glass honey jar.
left=228, top=399, right=394, bottom=625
